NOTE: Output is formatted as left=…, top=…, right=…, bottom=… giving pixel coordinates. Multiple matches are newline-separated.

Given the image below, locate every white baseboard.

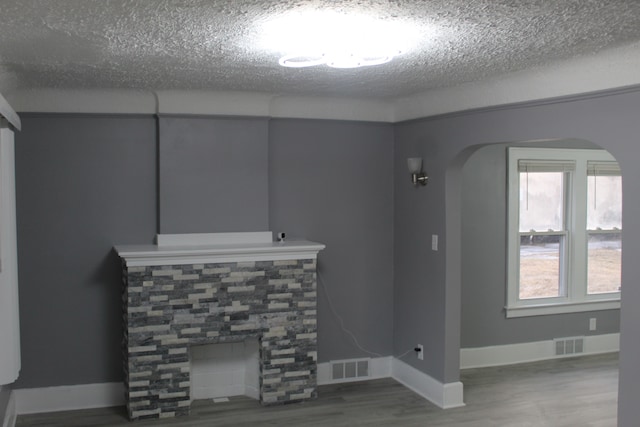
left=391, top=358, right=465, bottom=409
left=2, top=391, right=16, bottom=427
left=11, top=358, right=394, bottom=415
left=317, top=357, right=392, bottom=385
left=460, top=332, right=620, bottom=369
left=319, top=356, right=464, bottom=409
left=12, top=355, right=468, bottom=415
left=8, top=334, right=620, bottom=417
left=14, top=382, right=124, bottom=415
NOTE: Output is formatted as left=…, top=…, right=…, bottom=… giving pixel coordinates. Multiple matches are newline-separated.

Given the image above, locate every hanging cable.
left=394, top=348, right=416, bottom=360
left=317, top=270, right=383, bottom=358
left=317, top=269, right=415, bottom=359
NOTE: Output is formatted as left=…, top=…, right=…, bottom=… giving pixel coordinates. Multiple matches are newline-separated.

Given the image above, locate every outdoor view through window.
left=519, top=171, right=565, bottom=299
left=518, top=161, right=622, bottom=300
left=586, top=164, right=622, bottom=294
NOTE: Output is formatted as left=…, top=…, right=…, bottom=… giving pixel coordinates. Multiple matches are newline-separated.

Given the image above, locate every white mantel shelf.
left=115, top=239, right=326, bottom=267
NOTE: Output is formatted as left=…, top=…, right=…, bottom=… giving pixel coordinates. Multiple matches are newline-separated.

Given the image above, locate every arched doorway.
left=446, top=138, right=622, bottom=400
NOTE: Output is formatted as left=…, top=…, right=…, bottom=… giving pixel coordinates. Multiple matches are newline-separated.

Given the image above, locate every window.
left=506, top=148, right=621, bottom=317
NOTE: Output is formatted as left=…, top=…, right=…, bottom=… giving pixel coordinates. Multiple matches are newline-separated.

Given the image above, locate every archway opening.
left=446, top=137, right=622, bottom=393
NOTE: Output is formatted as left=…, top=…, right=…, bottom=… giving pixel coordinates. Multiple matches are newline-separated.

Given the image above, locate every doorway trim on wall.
left=2, top=390, right=16, bottom=427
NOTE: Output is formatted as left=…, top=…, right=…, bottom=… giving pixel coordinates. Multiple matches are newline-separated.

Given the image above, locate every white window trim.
left=506, top=147, right=621, bottom=318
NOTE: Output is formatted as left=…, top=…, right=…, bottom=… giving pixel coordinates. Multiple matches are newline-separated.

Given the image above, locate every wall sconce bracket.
left=412, top=172, right=428, bottom=186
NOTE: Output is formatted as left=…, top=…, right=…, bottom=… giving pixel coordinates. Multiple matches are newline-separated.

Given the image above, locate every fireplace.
left=116, top=232, right=325, bottom=420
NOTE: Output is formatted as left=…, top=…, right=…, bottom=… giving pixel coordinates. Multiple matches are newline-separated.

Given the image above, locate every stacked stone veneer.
left=122, top=259, right=318, bottom=420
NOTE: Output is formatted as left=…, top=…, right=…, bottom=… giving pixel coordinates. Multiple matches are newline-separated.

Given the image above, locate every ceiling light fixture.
left=278, top=53, right=394, bottom=69
left=260, top=11, right=420, bottom=69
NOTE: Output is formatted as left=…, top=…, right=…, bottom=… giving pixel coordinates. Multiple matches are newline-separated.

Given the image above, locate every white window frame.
left=506, top=147, right=621, bottom=318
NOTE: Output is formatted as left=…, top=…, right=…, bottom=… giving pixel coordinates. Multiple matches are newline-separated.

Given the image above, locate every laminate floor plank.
left=16, top=353, right=618, bottom=426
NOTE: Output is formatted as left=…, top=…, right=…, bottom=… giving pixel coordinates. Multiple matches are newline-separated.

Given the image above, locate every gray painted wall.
left=394, top=88, right=640, bottom=425
left=158, top=115, right=269, bottom=233
left=11, top=95, right=640, bottom=424
left=14, top=114, right=157, bottom=388
left=269, top=119, right=395, bottom=361
left=393, top=121, right=450, bottom=383
left=12, top=114, right=394, bottom=390
left=461, top=142, right=619, bottom=348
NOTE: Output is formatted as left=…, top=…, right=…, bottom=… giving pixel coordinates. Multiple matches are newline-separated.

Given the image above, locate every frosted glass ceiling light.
left=278, top=54, right=326, bottom=68
left=260, top=11, right=420, bottom=69
left=325, top=54, right=394, bottom=69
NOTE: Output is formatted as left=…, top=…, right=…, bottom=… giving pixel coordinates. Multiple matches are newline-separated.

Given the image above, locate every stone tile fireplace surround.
left=116, top=232, right=325, bottom=420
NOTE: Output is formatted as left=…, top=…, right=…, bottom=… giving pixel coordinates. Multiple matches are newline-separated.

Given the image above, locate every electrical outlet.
left=589, top=318, right=597, bottom=331
left=431, top=235, right=438, bottom=251
left=416, top=344, right=424, bottom=360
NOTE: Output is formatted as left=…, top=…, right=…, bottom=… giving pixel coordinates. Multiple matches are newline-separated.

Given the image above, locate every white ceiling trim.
left=156, top=91, right=394, bottom=122
left=393, top=41, right=640, bottom=122
left=8, top=89, right=395, bottom=122
left=8, top=89, right=157, bottom=115
left=157, top=91, right=271, bottom=116
left=267, top=95, right=393, bottom=122
left=7, top=41, right=640, bottom=123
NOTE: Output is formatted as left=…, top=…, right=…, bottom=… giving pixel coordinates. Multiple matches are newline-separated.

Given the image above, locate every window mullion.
left=569, top=159, right=588, bottom=302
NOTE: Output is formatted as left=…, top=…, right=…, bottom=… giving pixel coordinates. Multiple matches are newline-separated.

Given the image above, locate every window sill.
left=505, top=299, right=620, bottom=318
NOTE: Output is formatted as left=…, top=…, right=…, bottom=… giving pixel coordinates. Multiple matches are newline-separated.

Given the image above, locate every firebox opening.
left=190, top=338, right=260, bottom=402
left=189, top=337, right=260, bottom=401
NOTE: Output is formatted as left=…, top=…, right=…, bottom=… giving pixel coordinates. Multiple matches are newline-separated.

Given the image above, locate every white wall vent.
left=554, top=337, right=585, bottom=356
left=331, top=359, right=370, bottom=380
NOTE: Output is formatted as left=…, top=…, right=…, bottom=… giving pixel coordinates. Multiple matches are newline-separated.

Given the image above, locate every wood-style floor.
left=17, top=353, right=618, bottom=427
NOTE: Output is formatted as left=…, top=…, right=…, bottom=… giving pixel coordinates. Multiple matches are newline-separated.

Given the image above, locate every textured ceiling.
left=1, top=0, right=640, bottom=99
